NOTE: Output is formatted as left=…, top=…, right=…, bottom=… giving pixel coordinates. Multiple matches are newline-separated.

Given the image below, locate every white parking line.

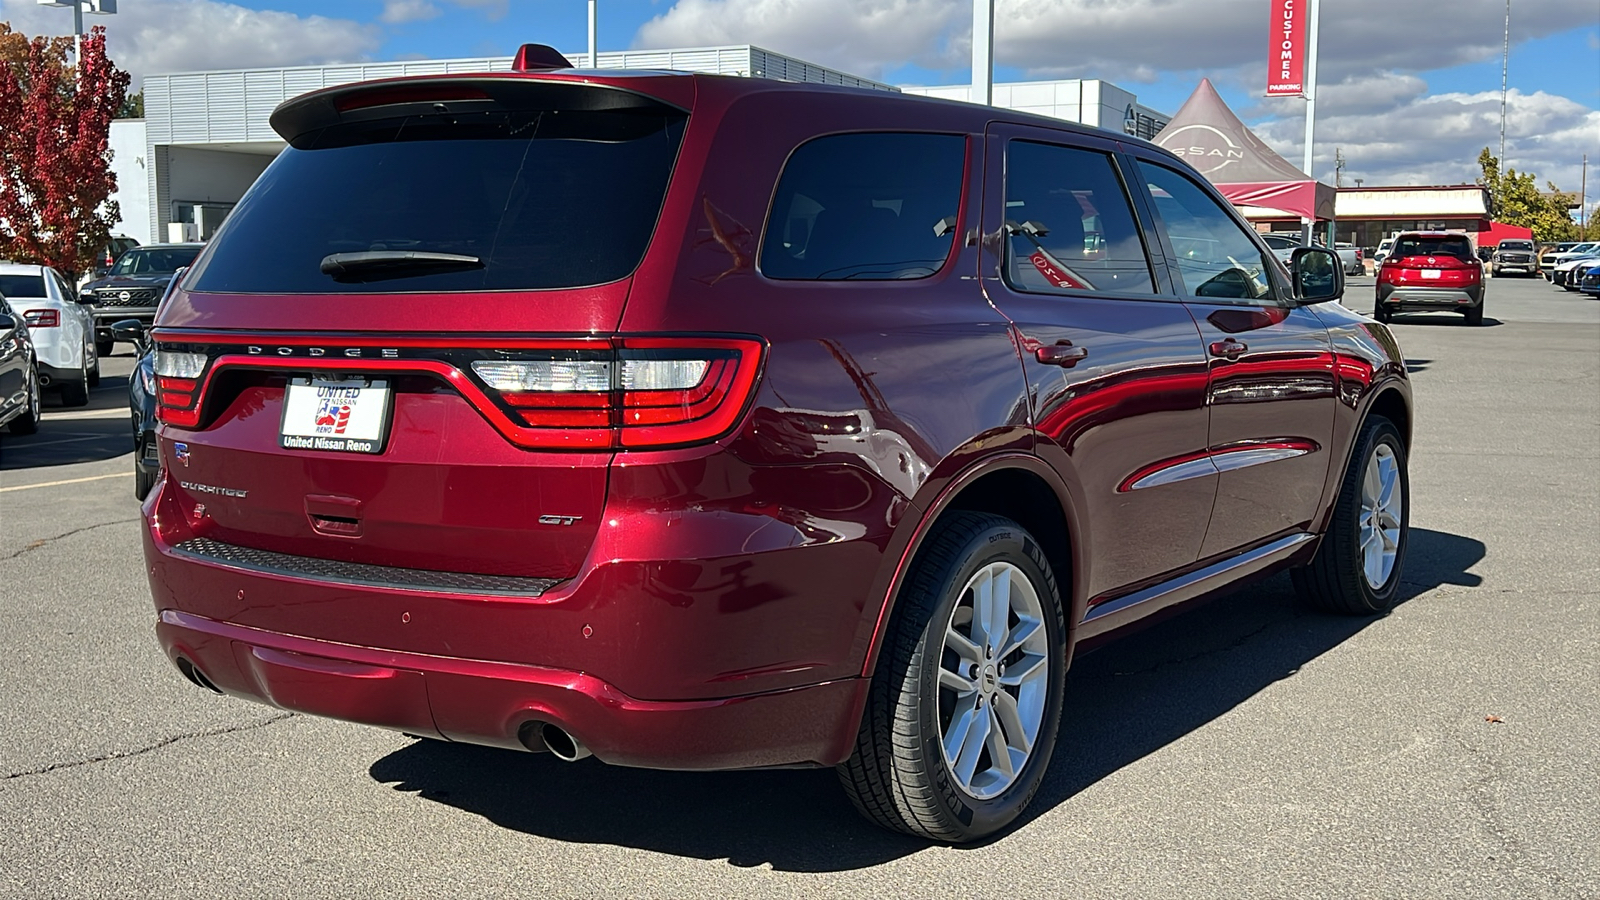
left=0, top=471, right=132, bottom=493
left=45, top=408, right=130, bottom=420
left=5, top=433, right=120, bottom=449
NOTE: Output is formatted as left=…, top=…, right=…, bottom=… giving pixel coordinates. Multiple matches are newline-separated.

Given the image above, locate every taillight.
left=22, top=309, right=59, bottom=328
left=154, top=350, right=208, bottom=427
left=469, top=337, right=764, bottom=449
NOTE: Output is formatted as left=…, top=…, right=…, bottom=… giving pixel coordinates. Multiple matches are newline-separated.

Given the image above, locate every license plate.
left=1420, top=269, right=1442, bottom=280
left=280, top=376, right=392, bottom=453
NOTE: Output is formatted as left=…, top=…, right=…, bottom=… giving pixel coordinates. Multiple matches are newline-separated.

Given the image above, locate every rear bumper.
left=157, top=607, right=867, bottom=769
left=1377, top=284, right=1481, bottom=310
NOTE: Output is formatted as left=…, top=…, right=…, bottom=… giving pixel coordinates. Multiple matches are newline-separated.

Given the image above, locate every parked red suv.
left=1375, top=232, right=1485, bottom=325
left=141, top=47, right=1413, bottom=842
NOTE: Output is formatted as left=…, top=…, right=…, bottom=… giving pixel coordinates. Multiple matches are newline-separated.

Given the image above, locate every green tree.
left=119, top=89, right=143, bottom=118
left=1478, top=148, right=1579, bottom=242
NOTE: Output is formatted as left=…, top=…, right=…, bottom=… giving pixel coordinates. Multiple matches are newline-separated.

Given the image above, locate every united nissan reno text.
left=141, top=46, right=1413, bottom=843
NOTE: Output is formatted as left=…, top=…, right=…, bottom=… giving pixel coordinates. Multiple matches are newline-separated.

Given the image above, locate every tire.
left=7, top=367, right=41, bottom=435
left=59, top=363, right=90, bottom=407
left=1464, top=303, right=1484, bottom=326
left=95, top=338, right=114, bottom=359
left=135, top=462, right=158, bottom=500
left=1293, top=415, right=1409, bottom=615
left=838, top=511, right=1066, bottom=842
left=1373, top=303, right=1390, bottom=323
left=87, top=340, right=100, bottom=388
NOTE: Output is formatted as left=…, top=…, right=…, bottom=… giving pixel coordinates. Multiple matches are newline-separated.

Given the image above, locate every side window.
left=1003, top=141, right=1154, bottom=296
left=1139, top=161, right=1275, bottom=302
left=760, top=133, right=965, bottom=281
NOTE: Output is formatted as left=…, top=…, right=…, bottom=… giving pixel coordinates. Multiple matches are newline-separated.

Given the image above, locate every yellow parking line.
left=0, top=472, right=133, bottom=493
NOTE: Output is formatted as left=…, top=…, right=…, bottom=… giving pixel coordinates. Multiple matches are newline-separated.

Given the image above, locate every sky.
left=4, top=0, right=1597, bottom=198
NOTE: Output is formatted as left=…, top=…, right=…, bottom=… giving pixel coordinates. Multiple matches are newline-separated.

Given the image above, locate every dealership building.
left=103, top=45, right=1173, bottom=245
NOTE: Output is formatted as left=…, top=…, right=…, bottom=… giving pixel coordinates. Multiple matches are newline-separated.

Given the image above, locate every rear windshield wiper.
left=319, top=251, right=484, bottom=283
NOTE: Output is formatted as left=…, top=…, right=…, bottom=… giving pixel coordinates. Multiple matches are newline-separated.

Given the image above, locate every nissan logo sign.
left=118, top=290, right=131, bottom=301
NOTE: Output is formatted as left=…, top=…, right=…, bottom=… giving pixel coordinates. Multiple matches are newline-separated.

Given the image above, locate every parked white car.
left=0, top=263, right=98, bottom=406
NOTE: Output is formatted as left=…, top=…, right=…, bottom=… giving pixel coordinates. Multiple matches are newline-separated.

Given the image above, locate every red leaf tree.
left=0, top=24, right=130, bottom=276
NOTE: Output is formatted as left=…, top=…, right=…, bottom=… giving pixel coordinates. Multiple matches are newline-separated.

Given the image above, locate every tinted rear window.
left=1392, top=236, right=1473, bottom=261
left=760, top=133, right=965, bottom=281
left=110, top=248, right=201, bottom=276
left=0, top=274, right=47, bottom=298
left=189, top=94, right=687, bottom=294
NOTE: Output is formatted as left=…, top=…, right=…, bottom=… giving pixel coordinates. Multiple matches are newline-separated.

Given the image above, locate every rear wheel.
left=7, top=367, right=41, bottom=434
left=839, top=511, right=1066, bottom=842
left=1293, top=415, right=1408, bottom=615
left=1464, top=303, right=1484, bottom=326
left=59, top=359, right=90, bottom=406
left=1373, top=302, right=1390, bottom=323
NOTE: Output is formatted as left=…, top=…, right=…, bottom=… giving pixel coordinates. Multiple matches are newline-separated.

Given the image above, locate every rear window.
left=0, top=274, right=47, bottom=298
left=189, top=89, right=687, bottom=294
left=1392, top=236, right=1473, bottom=261
left=110, top=248, right=201, bottom=276
left=760, top=132, right=965, bottom=281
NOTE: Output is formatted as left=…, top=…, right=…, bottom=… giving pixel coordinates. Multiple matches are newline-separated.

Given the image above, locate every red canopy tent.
left=1154, top=78, right=1336, bottom=222
left=1478, top=221, right=1534, bottom=246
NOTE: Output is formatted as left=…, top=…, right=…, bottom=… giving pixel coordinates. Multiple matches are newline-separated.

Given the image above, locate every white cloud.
left=0, top=0, right=379, bottom=88
left=380, top=0, right=440, bottom=25
left=635, top=0, right=965, bottom=80
left=635, top=0, right=1595, bottom=86
left=1252, top=84, right=1600, bottom=192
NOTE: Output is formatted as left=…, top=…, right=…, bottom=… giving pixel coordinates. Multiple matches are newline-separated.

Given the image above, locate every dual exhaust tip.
left=519, top=720, right=591, bottom=762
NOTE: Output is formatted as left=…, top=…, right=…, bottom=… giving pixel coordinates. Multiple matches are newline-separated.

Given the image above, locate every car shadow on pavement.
left=1387, top=314, right=1504, bottom=327
left=1, top=373, right=134, bottom=471
left=367, top=527, right=1484, bottom=869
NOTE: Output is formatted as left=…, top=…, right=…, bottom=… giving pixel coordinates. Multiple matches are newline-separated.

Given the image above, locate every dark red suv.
left=142, top=48, right=1412, bottom=842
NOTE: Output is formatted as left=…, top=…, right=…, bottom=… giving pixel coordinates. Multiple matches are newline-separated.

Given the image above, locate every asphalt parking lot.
left=2, top=275, right=1596, bottom=899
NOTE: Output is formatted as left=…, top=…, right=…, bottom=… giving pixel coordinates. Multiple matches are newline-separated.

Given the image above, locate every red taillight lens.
left=470, top=337, right=764, bottom=449
left=153, top=351, right=208, bottom=427
left=22, top=309, right=59, bottom=328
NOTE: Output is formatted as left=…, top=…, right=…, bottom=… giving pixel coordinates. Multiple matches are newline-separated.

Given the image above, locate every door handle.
left=1209, top=338, right=1248, bottom=360
left=1035, top=341, right=1089, bottom=367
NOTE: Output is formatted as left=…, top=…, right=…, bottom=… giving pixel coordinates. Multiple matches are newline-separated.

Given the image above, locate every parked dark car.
left=139, top=48, right=1413, bottom=842
left=117, top=267, right=186, bottom=499
left=0, top=301, right=41, bottom=435
left=1375, top=232, right=1485, bottom=325
left=79, top=243, right=203, bottom=357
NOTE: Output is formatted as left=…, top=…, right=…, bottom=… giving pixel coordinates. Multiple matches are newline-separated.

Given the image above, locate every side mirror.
left=109, top=317, right=147, bottom=350
left=1290, top=246, right=1343, bottom=303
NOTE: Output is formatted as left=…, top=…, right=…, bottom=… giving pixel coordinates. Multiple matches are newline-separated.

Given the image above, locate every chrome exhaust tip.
left=539, top=723, right=591, bottom=762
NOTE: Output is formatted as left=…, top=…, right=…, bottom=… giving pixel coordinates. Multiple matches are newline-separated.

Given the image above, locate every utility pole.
left=1335, top=147, right=1345, bottom=188
left=1582, top=154, right=1588, bottom=240
left=971, top=0, right=994, bottom=106
left=1300, top=0, right=1321, bottom=244
left=1499, top=0, right=1510, bottom=168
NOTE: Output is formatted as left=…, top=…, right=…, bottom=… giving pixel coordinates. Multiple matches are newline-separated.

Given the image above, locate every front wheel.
left=838, top=511, right=1066, bottom=842
left=1293, top=415, right=1409, bottom=615
left=7, top=367, right=41, bottom=435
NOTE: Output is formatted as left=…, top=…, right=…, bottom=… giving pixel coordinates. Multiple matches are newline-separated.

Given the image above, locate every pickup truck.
left=1333, top=242, right=1364, bottom=275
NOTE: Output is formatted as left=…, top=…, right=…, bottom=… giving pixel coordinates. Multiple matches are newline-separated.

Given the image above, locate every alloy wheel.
left=938, top=561, right=1050, bottom=800
left=1359, top=443, right=1404, bottom=589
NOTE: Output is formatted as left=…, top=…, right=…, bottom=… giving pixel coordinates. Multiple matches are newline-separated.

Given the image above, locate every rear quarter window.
left=760, top=132, right=966, bottom=281
left=0, top=275, right=47, bottom=298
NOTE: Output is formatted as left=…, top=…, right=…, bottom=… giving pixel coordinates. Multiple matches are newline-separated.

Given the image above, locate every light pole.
left=971, top=0, right=994, bottom=106
left=1301, top=0, right=1321, bottom=245
left=1499, top=0, right=1510, bottom=169
left=35, top=0, right=117, bottom=66
left=588, top=0, right=597, bottom=68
